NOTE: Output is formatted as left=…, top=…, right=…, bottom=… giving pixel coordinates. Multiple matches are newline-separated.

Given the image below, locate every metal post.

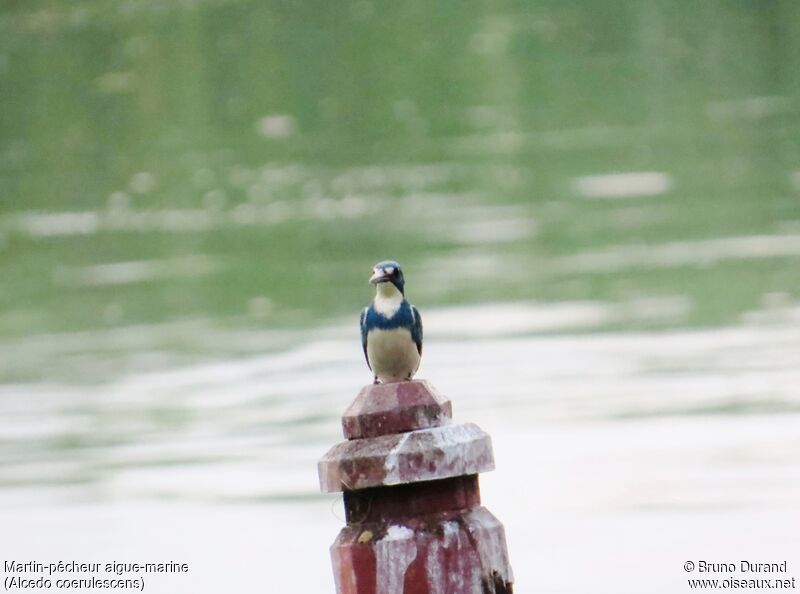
left=318, top=380, right=514, bottom=594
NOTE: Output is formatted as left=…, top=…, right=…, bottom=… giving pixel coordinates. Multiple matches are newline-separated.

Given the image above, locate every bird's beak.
left=369, top=268, right=388, bottom=284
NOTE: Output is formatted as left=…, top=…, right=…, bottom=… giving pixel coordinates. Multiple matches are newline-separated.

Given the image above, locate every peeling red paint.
left=331, top=508, right=512, bottom=594
left=342, top=380, right=452, bottom=439
left=320, top=381, right=514, bottom=594
left=318, top=424, right=495, bottom=492
left=402, top=550, right=430, bottom=594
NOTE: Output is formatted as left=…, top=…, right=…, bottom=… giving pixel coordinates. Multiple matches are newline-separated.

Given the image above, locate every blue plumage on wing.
left=411, top=305, right=423, bottom=355
left=360, top=307, right=370, bottom=369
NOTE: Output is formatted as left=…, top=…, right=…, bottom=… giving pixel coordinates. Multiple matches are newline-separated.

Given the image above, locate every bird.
left=360, top=260, right=423, bottom=384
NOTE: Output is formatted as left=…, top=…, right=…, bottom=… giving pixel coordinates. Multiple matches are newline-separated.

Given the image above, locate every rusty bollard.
left=318, top=379, right=514, bottom=594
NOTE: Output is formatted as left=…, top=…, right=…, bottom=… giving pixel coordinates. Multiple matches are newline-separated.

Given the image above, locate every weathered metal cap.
left=320, top=380, right=512, bottom=594
left=341, top=380, right=452, bottom=439
left=319, top=422, right=495, bottom=493
left=320, top=380, right=495, bottom=493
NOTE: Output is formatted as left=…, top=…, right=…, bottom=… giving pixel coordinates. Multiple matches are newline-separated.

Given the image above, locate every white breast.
left=366, top=327, right=421, bottom=383
left=373, top=293, right=403, bottom=317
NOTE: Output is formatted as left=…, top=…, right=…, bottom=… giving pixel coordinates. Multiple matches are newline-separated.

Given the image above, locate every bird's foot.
left=373, top=376, right=380, bottom=385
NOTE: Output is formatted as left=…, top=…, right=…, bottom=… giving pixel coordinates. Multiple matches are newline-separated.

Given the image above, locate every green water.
left=2, top=9, right=800, bottom=589
left=1, top=0, right=799, bottom=361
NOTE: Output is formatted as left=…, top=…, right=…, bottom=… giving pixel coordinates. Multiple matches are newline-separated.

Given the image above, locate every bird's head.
left=369, top=260, right=405, bottom=295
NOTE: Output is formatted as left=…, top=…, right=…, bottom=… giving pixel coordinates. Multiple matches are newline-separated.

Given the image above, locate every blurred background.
left=1, top=1, right=799, bottom=592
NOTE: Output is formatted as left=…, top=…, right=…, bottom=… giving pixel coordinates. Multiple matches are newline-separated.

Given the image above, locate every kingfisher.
left=360, top=260, right=423, bottom=384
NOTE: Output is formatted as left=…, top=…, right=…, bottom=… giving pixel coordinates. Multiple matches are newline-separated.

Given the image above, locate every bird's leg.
left=373, top=375, right=380, bottom=385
